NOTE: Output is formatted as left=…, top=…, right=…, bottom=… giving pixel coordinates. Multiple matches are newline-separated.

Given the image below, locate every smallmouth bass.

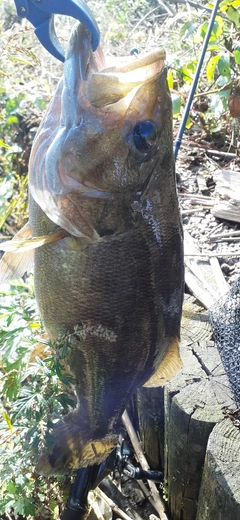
left=0, top=23, right=184, bottom=475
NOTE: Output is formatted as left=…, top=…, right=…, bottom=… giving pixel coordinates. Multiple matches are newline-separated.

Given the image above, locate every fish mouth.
left=88, top=48, right=166, bottom=108
left=66, top=22, right=166, bottom=110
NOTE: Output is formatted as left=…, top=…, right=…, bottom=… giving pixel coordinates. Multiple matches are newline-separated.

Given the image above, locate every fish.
left=0, top=22, right=184, bottom=475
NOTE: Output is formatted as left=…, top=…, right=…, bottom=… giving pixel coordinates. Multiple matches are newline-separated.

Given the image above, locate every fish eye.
left=133, top=120, right=158, bottom=152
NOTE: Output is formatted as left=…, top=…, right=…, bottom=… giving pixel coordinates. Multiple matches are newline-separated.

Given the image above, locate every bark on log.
left=196, top=418, right=240, bottom=520
left=137, top=386, right=164, bottom=470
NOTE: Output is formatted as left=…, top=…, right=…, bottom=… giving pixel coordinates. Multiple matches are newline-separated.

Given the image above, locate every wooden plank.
left=212, top=168, right=240, bottom=223
left=214, top=169, right=240, bottom=201
left=196, top=418, right=240, bottom=520
left=212, top=199, right=240, bottom=223
left=184, top=230, right=229, bottom=308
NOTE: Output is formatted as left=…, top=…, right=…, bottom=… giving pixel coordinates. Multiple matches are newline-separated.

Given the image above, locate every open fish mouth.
left=65, top=22, right=166, bottom=114
left=87, top=48, right=166, bottom=108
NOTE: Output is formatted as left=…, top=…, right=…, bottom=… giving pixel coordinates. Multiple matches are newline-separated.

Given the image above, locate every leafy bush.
left=166, top=0, right=240, bottom=135
left=0, top=277, right=76, bottom=517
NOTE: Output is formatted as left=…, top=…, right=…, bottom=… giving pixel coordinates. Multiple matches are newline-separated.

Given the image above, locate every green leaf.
left=185, top=116, right=192, bottom=129
left=199, top=21, right=208, bottom=40
left=217, top=54, right=230, bottom=77
left=180, top=21, right=196, bottom=40
left=182, top=63, right=196, bottom=83
left=226, top=5, right=240, bottom=27
left=234, top=48, right=240, bottom=64
left=6, top=481, right=16, bottom=495
left=2, top=411, right=13, bottom=432
left=206, top=55, right=220, bottom=82
left=210, top=93, right=225, bottom=116
left=199, top=19, right=223, bottom=42
left=0, top=139, right=11, bottom=149
left=167, top=69, right=173, bottom=89
left=33, top=97, right=46, bottom=110
left=7, top=116, right=18, bottom=124
left=171, top=94, right=181, bottom=117
left=50, top=502, right=60, bottom=520
left=56, top=393, right=75, bottom=409
left=207, top=44, right=221, bottom=51
left=21, top=497, right=36, bottom=516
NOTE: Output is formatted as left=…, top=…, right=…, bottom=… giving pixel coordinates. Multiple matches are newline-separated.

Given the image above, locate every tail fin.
left=36, top=418, right=118, bottom=476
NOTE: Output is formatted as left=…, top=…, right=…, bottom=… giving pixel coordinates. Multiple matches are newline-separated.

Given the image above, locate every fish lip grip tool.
left=13, top=0, right=100, bottom=62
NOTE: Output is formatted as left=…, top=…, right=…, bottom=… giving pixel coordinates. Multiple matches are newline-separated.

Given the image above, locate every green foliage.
left=0, top=4, right=54, bottom=233
left=0, top=277, right=75, bottom=517
left=167, top=0, right=239, bottom=134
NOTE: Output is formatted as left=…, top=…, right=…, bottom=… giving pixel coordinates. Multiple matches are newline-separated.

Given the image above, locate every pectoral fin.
left=0, top=223, right=69, bottom=284
left=0, top=225, right=68, bottom=252
left=143, top=338, right=182, bottom=387
left=0, top=223, right=34, bottom=284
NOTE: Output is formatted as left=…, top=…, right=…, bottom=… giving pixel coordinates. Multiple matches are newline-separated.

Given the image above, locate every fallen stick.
left=179, top=193, right=212, bottom=201
left=137, top=480, right=164, bottom=513
left=99, top=477, right=144, bottom=520
left=122, top=410, right=168, bottom=520
left=170, top=0, right=222, bottom=13
left=129, top=7, right=163, bottom=36
left=184, top=229, right=229, bottom=307
left=185, top=251, right=240, bottom=257
left=97, top=488, right=134, bottom=520
left=209, top=257, right=230, bottom=295
left=180, top=142, right=236, bottom=158
left=206, top=149, right=237, bottom=158
left=181, top=207, right=205, bottom=215
left=179, top=194, right=214, bottom=206
left=156, top=0, right=176, bottom=16
left=209, top=236, right=240, bottom=243
left=209, top=230, right=240, bottom=240
left=88, top=491, right=106, bottom=520
left=208, top=223, right=225, bottom=236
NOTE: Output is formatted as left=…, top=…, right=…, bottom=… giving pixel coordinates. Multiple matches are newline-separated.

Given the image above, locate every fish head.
left=29, top=22, right=171, bottom=239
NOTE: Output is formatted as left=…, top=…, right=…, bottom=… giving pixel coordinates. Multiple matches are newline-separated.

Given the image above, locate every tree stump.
left=165, top=378, right=234, bottom=520
left=164, top=335, right=234, bottom=520
left=196, top=418, right=240, bottom=520
left=136, top=297, right=236, bottom=520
